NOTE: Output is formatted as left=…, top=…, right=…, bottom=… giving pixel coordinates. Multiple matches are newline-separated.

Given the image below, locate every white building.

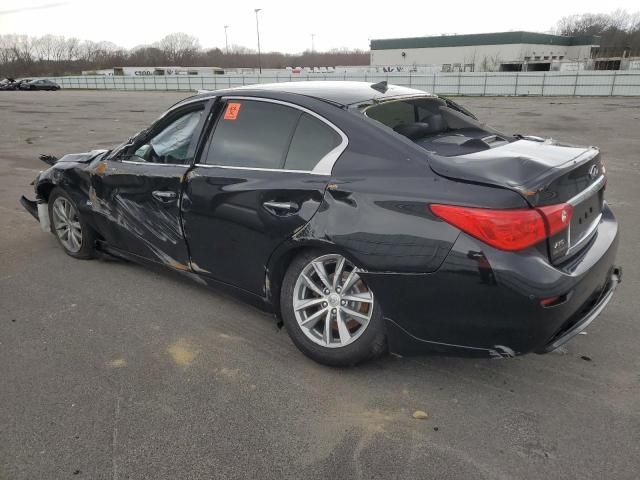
left=81, top=66, right=224, bottom=76
left=370, top=31, right=598, bottom=72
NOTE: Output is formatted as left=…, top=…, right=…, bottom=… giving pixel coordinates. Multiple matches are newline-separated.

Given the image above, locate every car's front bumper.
left=20, top=195, right=51, bottom=232
left=20, top=195, right=38, bottom=220
left=361, top=204, right=621, bottom=357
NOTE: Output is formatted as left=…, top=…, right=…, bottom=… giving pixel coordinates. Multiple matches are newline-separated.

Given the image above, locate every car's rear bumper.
left=362, top=203, right=620, bottom=357
left=539, top=266, right=621, bottom=352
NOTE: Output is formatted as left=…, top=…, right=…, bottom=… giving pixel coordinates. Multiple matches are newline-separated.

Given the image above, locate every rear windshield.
left=362, top=97, right=513, bottom=156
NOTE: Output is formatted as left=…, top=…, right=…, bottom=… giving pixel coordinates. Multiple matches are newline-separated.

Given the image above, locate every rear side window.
left=205, top=100, right=301, bottom=169
left=284, top=114, right=341, bottom=171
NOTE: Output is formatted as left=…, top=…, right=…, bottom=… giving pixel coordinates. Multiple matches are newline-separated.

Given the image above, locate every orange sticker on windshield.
left=224, top=102, right=241, bottom=120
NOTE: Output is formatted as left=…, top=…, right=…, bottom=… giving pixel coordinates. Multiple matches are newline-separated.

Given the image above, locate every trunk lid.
left=427, top=139, right=602, bottom=203
left=427, top=139, right=606, bottom=263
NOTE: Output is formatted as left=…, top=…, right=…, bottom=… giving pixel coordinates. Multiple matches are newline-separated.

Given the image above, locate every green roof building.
left=370, top=31, right=599, bottom=72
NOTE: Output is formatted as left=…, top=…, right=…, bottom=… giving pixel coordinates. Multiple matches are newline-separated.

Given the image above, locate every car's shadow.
left=94, top=250, right=567, bottom=383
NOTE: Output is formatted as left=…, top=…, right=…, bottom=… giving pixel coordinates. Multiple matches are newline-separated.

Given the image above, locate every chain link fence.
left=45, top=71, right=640, bottom=96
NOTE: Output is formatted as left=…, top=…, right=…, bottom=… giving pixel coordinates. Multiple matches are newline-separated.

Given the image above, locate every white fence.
left=47, top=71, right=640, bottom=96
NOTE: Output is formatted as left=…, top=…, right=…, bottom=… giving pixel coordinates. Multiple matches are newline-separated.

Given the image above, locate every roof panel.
left=187, top=81, right=429, bottom=106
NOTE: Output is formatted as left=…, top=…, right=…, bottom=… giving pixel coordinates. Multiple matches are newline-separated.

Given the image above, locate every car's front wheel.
left=280, top=251, right=386, bottom=366
left=48, top=187, right=96, bottom=259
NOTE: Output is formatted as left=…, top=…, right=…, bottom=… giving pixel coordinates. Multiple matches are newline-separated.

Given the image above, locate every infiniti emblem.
left=328, top=293, right=340, bottom=307
left=589, top=165, right=599, bottom=179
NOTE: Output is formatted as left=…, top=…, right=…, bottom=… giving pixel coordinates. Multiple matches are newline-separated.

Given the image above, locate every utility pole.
left=254, top=8, right=262, bottom=74
left=224, top=25, right=229, bottom=55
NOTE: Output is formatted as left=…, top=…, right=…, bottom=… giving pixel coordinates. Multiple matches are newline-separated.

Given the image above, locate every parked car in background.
left=19, top=81, right=621, bottom=366
left=19, top=79, right=61, bottom=91
left=0, top=78, right=18, bottom=90
left=9, top=79, right=32, bottom=90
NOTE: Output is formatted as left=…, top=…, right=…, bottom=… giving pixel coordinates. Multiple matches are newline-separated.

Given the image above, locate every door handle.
left=152, top=190, right=177, bottom=203
left=263, top=201, right=299, bottom=214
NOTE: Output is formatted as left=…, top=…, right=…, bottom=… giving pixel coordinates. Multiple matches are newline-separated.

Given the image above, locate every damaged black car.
left=0, top=78, right=18, bottom=90
left=20, top=81, right=621, bottom=366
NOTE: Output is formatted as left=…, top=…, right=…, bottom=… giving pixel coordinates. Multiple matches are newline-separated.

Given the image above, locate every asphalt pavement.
left=0, top=91, right=638, bottom=479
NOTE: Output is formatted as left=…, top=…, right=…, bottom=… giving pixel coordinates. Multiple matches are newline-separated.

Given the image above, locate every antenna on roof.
left=370, top=80, right=388, bottom=93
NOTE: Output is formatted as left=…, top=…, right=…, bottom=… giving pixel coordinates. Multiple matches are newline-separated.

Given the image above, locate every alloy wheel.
left=293, top=254, right=374, bottom=348
left=51, top=197, right=83, bottom=253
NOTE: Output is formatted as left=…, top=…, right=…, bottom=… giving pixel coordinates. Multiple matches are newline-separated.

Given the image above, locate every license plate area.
left=549, top=186, right=604, bottom=264
left=570, top=189, right=603, bottom=247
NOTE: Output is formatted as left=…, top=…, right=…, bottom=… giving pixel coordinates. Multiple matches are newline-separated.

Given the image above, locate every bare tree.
left=228, top=44, right=255, bottom=54
left=33, top=35, right=56, bottom=61
left=64, top=37, right=81, bottom=61
left=0, top=35, right=18, bottom=65
left=50, top=35, right=67, bottom=62
left=127, top=46, right=165, bottom=66
left=555, top=9, right=640, bottom=54
left=479, top=53, right=502, bottom=72
left=78, top=40, right=101, bottom=63
left=154, top=33, right=201, bottom=64
left=13, top=35, right=35, bottom=65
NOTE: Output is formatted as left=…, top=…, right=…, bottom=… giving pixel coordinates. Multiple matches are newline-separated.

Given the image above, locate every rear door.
left=182, top=97, right=347, bottom=295
left=90, top=100, right=210, bottom=268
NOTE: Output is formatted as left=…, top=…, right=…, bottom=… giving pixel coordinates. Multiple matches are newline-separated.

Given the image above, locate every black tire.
left=48, top=187, right=97, bottom=259
left=280, top=249, right=387, bottom=367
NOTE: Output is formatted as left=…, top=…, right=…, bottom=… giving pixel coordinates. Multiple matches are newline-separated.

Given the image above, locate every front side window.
left=131, top=108, right=203, bottom=164
left=205, top=100, right=300, bottom=169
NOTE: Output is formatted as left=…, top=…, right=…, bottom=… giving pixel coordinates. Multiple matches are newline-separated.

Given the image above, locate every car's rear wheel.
left=280, top=251, right=386, bottom=366
left=48, top=188, right=96, bottom=259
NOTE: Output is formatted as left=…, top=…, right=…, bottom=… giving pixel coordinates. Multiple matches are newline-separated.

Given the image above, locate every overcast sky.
left=1, top=0, right=638, bottom=53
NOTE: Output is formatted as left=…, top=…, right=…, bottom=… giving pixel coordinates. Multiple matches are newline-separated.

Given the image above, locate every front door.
left=90, top=101, right=210, bottom=269
left=182, top=97, right=346, bottom=295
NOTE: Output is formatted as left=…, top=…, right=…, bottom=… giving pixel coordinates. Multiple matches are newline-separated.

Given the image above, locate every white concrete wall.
left=44, top=71, right=640, bottom=96
left=371, top=44, right=593, bottom=71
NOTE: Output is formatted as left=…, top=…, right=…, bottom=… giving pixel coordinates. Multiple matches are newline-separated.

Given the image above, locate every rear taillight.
left=537, top=203, right=573, bottom=237
left=430, top=203, right=573, bottom=252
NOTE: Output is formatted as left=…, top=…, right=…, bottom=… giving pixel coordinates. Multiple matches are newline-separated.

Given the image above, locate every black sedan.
left=20, top=81, right=621, bottom=366
left=19, top=79, right=61, bottom=91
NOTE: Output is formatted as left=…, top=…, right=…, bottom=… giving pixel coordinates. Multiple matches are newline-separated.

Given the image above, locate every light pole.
left=224, top=25, right=229, bottom=55
left=311, top=33, right=315, bottom=52
left=254, top=8, right=262, bottom=74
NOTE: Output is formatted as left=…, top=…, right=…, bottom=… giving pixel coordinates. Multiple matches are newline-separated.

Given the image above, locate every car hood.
left=39, top=149, right=109, bottom=166
left=56, top=149, right=109, bottom=164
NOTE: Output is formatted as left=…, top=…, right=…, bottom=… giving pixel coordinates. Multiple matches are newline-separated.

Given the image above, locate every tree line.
left=555, top=9, right=640, bottom=57
left=0, top=32, right=369, bottom=78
